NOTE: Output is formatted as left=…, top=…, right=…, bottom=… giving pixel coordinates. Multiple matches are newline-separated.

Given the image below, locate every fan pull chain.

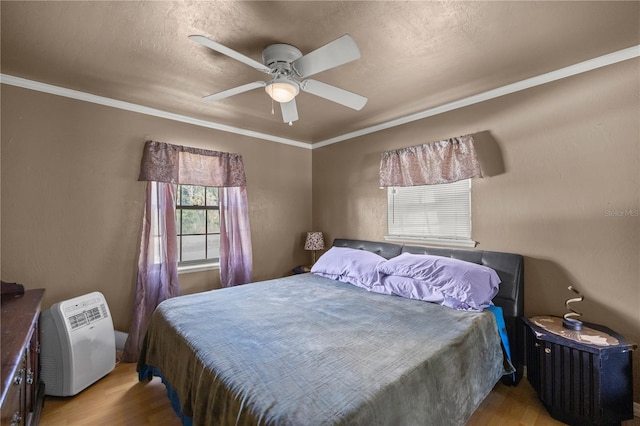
left=270, top=76, right=276, bottom=115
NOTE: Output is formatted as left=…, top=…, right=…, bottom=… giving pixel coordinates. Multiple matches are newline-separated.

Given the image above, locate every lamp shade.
left=265, top=79, right=299, bottom=103
left=304, top=232, right=324, bottom=251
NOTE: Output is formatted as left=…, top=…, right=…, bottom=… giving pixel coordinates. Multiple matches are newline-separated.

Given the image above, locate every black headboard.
left=332, top=238, right=403, bottom=260
left=332, top=238, right=524, bottom=386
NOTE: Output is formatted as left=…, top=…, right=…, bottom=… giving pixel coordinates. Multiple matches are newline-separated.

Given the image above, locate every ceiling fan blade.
left=301, top=79, right=367, bottom=110
left=280, top=98, right=299, bottom=123
left=189, top=35, right=271, bottom=74
left=203, top=81, right=266, bottom=102
left=292, top=34, right=361, bottom=78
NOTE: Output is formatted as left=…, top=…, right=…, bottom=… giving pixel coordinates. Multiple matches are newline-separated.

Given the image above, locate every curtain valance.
left=379, top=134, right=482, bottom=187
left=138, top=140, right=247, bottom=187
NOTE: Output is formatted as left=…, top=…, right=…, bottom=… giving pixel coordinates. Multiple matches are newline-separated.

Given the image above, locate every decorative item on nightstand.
left=304, top=231, right=324, bottom=265
left=562, top=285, right=584, bottom=331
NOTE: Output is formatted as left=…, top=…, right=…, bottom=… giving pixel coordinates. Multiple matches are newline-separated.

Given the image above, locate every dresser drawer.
left=1, top=351, right=25, bottom=426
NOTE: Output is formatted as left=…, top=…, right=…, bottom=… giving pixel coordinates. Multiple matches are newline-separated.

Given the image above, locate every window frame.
left=175, top=184, right=221, bottom=272
left=384, top=179, right=476, bottom=248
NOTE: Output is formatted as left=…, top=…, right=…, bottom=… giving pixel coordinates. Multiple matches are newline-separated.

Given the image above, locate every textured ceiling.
left=2, top=1, right=639, bottom=144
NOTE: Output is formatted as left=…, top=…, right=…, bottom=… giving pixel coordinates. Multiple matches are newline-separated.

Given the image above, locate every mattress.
left=138, top=273, right=509, bottom=425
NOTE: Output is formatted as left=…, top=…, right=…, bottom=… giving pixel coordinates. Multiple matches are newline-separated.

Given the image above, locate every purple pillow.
left=381, top=275, right=445, bottom=305
left=311, top=247, right=387, bottom=291
left=377, top=252, right=500, bottom=311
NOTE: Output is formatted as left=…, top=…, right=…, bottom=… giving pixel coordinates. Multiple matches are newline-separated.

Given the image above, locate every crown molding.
left=2, top=44, right=638, bottom=150
left=0, top=74, right=311, bottom=149
left=312, top=44, right=640, bottom=148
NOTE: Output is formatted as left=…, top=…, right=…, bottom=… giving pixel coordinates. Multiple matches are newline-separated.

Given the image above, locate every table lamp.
left=304, top=231, right=324, bottom=265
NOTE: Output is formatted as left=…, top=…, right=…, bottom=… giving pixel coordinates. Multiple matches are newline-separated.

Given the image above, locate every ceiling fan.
left=189, top=34, right=368, bottom=124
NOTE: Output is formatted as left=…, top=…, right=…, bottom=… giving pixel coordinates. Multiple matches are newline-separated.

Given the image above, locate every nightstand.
left=523, top=316, right=636, bottom=425
left=292, top=265, right=311, bottom=275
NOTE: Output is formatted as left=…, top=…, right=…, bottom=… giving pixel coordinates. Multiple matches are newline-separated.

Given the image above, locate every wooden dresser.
left=1, top=289, right=45, bottom=426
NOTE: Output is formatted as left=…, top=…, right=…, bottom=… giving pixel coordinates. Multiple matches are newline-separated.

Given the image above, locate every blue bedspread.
left=138, top=273, right=509, bottom=425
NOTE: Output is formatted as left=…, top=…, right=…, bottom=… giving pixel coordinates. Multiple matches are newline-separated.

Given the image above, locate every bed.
left=138, top=238, right=524, bottom=425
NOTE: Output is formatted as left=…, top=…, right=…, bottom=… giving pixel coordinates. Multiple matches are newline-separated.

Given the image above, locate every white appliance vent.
left=40, top=291, right=115, bottom=396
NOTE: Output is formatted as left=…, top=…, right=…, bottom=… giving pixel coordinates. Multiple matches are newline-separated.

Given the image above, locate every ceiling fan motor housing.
left=262, top=44, right=303, bottom=76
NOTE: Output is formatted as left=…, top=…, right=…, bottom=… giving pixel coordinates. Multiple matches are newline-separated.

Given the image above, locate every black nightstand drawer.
left=524, top=316, right=636, bottom=425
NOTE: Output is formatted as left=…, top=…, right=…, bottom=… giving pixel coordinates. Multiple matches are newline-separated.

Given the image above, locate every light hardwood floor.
left=40, top=361, right=638, bottom=426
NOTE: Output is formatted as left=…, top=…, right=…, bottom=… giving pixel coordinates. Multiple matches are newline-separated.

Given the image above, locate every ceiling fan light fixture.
left=265, top=79, right=299, bottom=103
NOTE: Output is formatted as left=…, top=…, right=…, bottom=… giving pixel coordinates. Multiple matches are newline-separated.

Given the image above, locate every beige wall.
left=1, top=85, right=312, bottom=331
left=313, top=59, right=640, bottom=400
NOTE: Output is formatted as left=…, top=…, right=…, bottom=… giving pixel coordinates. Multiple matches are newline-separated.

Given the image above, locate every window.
left=386, top=179, right=475, bottom=247
left=175, top=184, right=220, bottom=266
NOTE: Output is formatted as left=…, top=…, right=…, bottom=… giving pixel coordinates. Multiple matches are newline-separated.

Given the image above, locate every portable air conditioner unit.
left=40, top=291, right=116, bottom=396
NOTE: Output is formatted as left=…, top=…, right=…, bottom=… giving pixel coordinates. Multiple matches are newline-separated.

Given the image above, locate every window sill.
left=384, top=235, right=477, bottom=248
left=177, top=261, right=219, bottom=275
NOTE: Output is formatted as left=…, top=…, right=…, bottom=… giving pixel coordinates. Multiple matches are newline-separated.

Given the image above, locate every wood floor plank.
left=40, top=361, right=638, bottom=425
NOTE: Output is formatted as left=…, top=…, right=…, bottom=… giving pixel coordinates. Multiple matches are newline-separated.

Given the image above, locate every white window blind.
left=386, top=179, right=475, bottom=247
